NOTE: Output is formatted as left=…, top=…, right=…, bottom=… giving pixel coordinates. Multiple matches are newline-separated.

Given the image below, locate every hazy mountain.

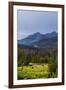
left=18, top=32, right=58, bottom=48
left=18, top=32, right=44, bottom=45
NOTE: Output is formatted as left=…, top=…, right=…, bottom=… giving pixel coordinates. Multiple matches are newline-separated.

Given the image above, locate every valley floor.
left=17, top=64, right=57, bottom=79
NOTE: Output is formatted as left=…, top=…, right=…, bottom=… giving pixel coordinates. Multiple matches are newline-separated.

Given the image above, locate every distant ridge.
left=18, top=32, right=58, bottom=48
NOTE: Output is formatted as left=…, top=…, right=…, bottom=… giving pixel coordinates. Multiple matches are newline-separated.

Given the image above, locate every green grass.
left=17, top=64, right=50, bottom=79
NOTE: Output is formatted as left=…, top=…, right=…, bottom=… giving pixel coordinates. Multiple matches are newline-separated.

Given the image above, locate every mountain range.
left=18, top=32, right=58, bottom=48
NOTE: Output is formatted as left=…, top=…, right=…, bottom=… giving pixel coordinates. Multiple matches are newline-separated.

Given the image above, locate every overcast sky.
left=17, top=10, right=58, bottom=40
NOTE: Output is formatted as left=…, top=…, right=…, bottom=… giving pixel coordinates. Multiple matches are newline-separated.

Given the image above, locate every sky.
left=17, top=10, right=58, bottom=40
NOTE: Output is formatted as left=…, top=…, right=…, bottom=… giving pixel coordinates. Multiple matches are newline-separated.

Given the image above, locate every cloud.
left=17, top=10, right=58, bottom=39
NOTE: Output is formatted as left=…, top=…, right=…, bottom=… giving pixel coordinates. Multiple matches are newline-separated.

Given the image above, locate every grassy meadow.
left=18, top=64, right=49, bottom=79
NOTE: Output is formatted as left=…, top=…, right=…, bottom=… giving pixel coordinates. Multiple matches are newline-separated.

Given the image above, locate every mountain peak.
left=45, top=31, right=57, bottom=38
left=51, top=31, right=57, bottom=34
left=18, top=31, right=57, bottom=47
left=33, top=32, right=41, bottom=35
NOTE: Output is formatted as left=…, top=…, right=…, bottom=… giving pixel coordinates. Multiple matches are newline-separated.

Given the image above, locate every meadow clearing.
left=17, top=64, right=49, bottom=79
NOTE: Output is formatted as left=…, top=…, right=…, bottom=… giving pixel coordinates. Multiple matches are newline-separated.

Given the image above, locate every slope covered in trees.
left=17, top=45, right=58, bottom=79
